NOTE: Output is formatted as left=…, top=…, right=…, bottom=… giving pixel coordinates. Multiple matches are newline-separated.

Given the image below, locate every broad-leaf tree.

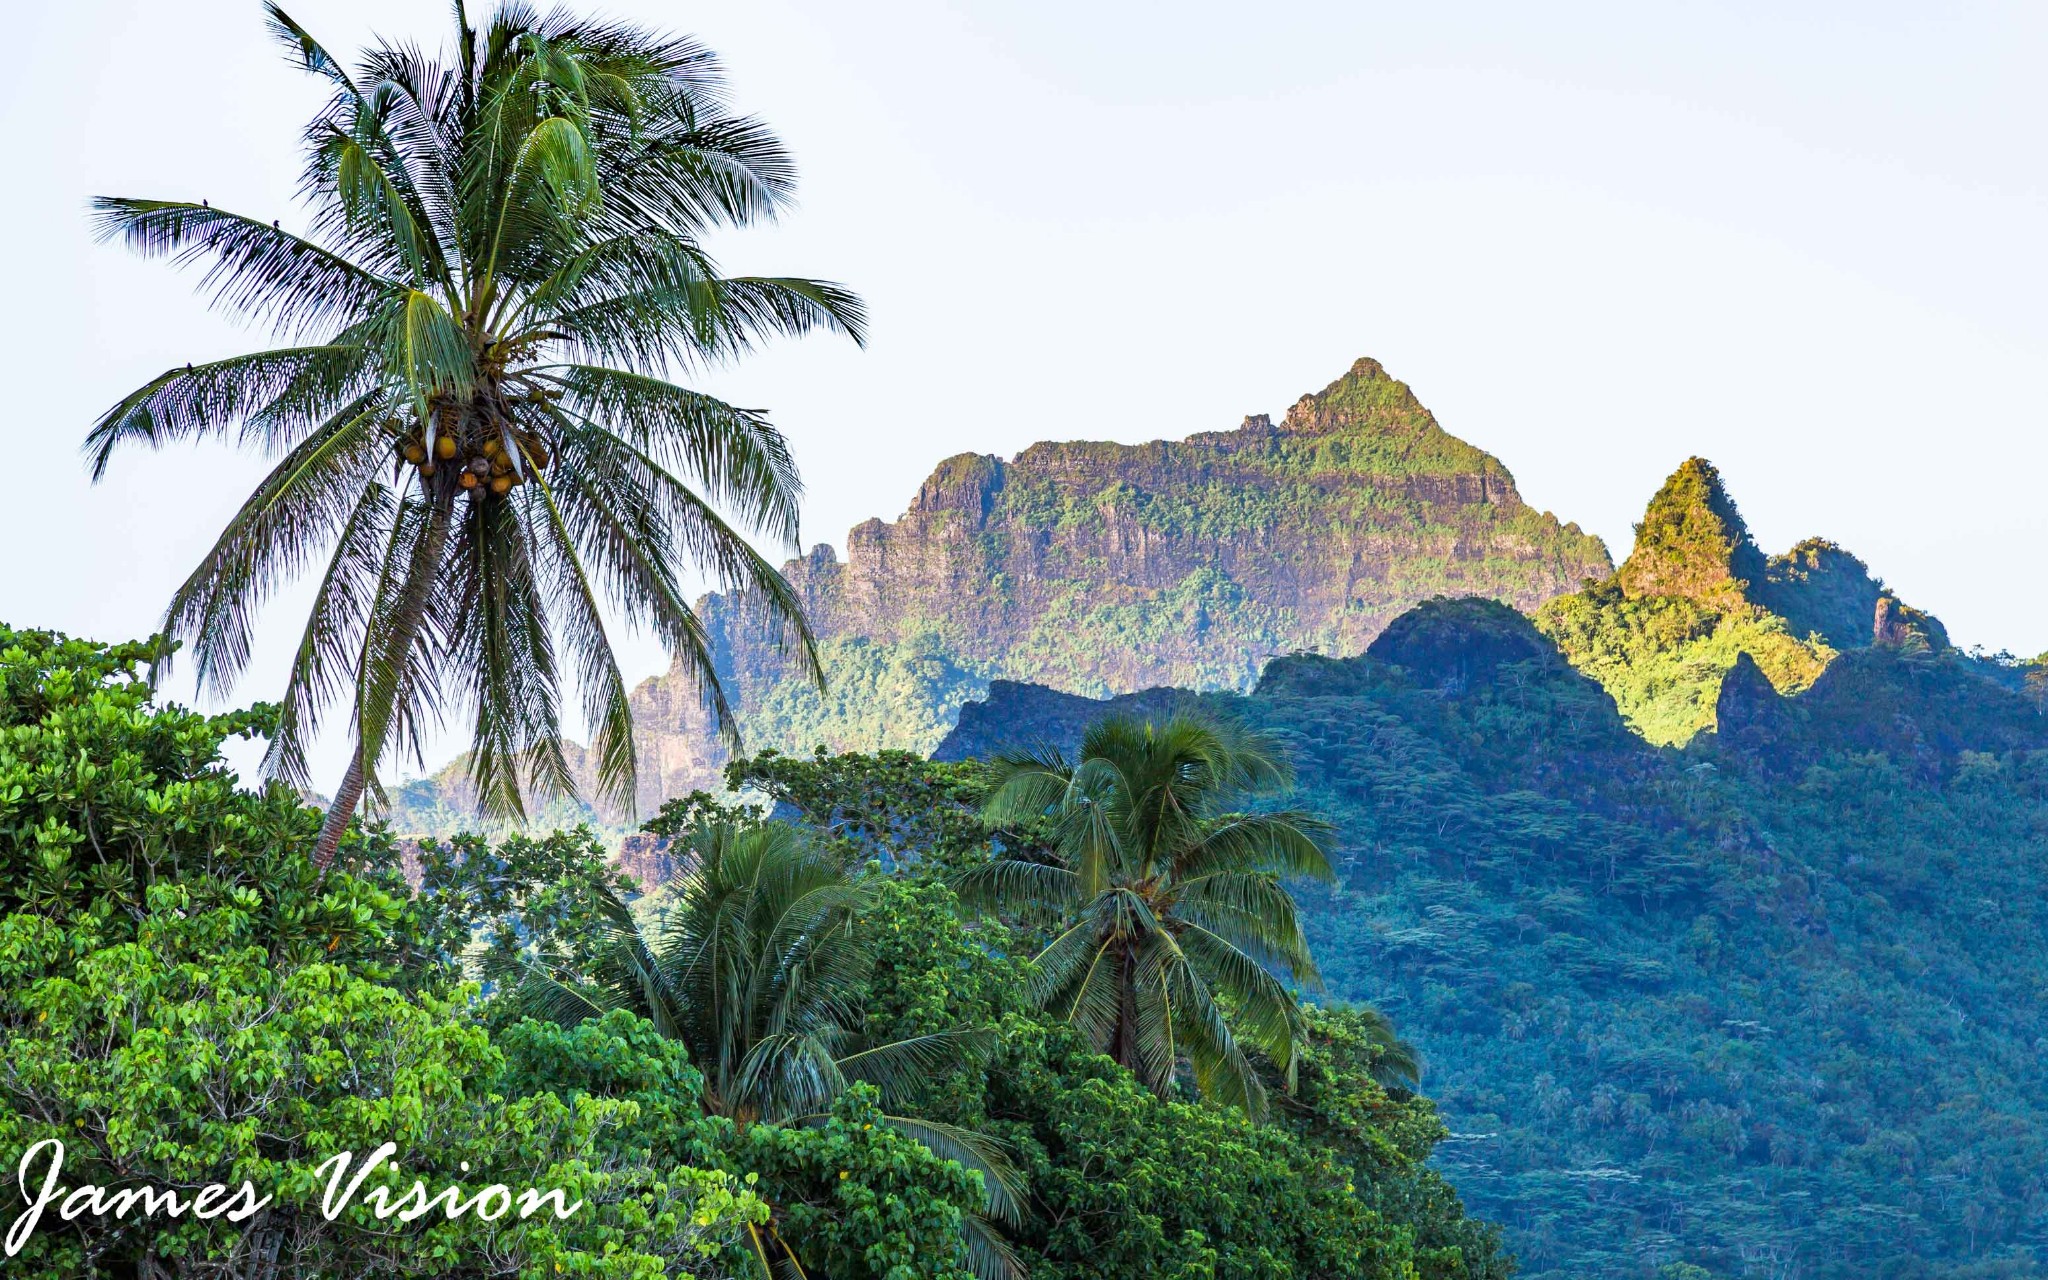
left=493, top=820, right=1025, bottom=1278
left=86, top=2, right=861, bottom=864
left=960, top=714, right=1335, bottom=1114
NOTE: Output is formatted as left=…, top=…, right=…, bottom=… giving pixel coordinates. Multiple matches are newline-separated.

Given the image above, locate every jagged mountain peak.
left=1285, top=356, right=1425, bottom=424
left=1538, top=458, right=1953, bottom=746
left=1616, top=457, right=1767, bottom=605
left=1274, top=356, right=1493, bottom=463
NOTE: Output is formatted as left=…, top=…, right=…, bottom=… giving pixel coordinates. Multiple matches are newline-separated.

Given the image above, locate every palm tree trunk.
left=312, top=752, right=365, bottom=870
left=1114, top=941, right=1142, bottom=1079
left=311, top=499, right=454, bottom=872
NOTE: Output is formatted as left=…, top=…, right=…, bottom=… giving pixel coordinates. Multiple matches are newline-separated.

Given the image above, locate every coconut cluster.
left=398, top=426, right=547, bottom=497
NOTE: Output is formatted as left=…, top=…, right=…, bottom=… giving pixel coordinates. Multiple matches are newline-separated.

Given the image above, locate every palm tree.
left=959, top=714, right=1335, bottom=1114
left=496, top=820, right=1024, bottom=1278
left=1351, top=1003, right=1423, bottom=1092
left=85, top=3, right=862, bottom=866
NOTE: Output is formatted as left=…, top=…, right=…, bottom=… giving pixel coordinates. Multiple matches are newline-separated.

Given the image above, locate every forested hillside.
left=937, top=597, right=2048, bottom=1278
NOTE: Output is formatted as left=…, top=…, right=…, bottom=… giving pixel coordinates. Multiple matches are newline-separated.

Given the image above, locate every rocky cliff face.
left=619, top=357, right=1612, bottom=809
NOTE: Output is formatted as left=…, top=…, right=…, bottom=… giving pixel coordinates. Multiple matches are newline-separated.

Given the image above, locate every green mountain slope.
left=935, top=596, right=2048, bottom=1278
left=1535, top=457, right=1948, bottom=745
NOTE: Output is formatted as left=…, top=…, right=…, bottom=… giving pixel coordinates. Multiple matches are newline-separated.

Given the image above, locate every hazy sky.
left=5, top=1, right=2045, bottom=784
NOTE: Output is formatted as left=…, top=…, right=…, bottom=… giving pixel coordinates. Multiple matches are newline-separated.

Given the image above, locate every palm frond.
left=446, top=485, right=572, bottom=818
left=959, top=1213, right=1027, bottom=1280
left=352, top=490, right=453, bottom=784
left=1172, top=870, right=1319, bottom=980
left=1177, top=810, right=1335, bottom=882
left=1177, top=922, right=1306, bottom=1085
left=263, top=481, right=397, bottom=786
left=162, top=394, right=393, bottom=696
left=525, top=478, right=637, bottom=814
left=871, top=1116, right=1026, bottom=1230
left=90, top=198, right=400, bottom=335
left=83, top=346, right=374, bottom=480
left=833, top=1027, right=997, bottom=1108
left=708, top=276, right=868, bottom=351
left=949, top=858, right=1080, bottom=922
left=532, top=364, right=801, bottom=545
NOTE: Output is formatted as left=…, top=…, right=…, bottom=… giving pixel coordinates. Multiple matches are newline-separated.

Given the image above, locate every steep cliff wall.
left=618, top=356, right=1612, bottom=809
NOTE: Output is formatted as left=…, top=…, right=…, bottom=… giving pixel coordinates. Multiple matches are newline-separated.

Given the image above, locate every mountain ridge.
left=627, top=356, right=1612, bottom=806
left=1534, top=456, right=1951, bottom=745
left=386, top=356, right=1612, bottom=829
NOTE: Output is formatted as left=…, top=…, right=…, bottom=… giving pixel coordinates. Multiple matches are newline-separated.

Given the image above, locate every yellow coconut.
left=434, top=435, right=458, bottom=459
left=402, top=442, right=426, bottom=464
left=459, top=471, right=479, bottom=489
left=490, top=474, right=513, bottom=495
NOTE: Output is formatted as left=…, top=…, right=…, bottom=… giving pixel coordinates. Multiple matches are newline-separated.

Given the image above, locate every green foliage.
left=416, top=825, right=645, bottom=988
left=497, top=1014, right=986, bottom=1280
left=715, top=1087, right=983, bottom=1280
left=1535, top=580, right=1829, bottom=745
left=487, top=815, right=1022, bottom=1275
left=743, top=634, right=992, bottom=762
left=734, top=746, right=1518, bottom=1280
left=0, top=624, right=767, bottom=1276
left=1004, top=1034, right=1408, bottom=1280
left=0, top=617, right=1522, bottom=1278
left=963, top=714, right=1335, bottom=1112
left=725, top=747, right=1001, bottom=875
left=0, top=625, right=366, bottom=949
left=0, top=905, right=765, bottom=1277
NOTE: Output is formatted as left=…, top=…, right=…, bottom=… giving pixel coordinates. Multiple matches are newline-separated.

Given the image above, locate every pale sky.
left=5, top=1, right=2045, bottom=786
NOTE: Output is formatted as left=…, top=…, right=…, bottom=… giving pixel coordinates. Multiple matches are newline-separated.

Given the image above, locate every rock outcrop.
left=1711, top=651, right=1796, bottom=767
